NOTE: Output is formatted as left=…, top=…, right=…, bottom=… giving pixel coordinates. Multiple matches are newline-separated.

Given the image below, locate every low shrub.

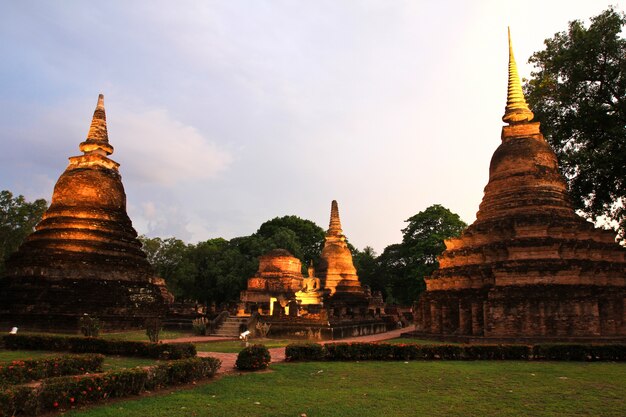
left=235, top=345, right=271, bottom=371
left=284, top=342, right=626, bottom=362
left=533, top=344, right=626, bottom=361
left=285, top=343, right=325, bottom=361
left=0, top=357, right=221, bottom=416
left=2, top=335, right=196, bottom=360
left=0, top=354, right=104, bottom=387
left=192, top=317, right=209, bottom=336
left=145, top=318, right=162, bottom=343
left=79, top=315, right=100, bottom=338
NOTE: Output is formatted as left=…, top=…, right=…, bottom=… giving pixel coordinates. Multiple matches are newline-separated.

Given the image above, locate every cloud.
left=111, top=105, right=232, bottom=186
left=128, top=200, right=193, bottom=241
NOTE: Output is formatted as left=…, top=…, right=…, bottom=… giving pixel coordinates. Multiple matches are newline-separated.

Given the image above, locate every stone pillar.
left=430, top=300, right=441, bottom=334
left=441, top=304, right=450, bottom=334
left=599, top=299, right=615, bottom=335
left=422, top=301, right=431, bottom=332
left=482, top=301, right=490, bottom=336
left=471, top=301, right=483, bottom=336
left=459, top=300, right=471, bottom=335
left=538, top=301, right=547, bottom=336
left=414, top=301, right=424, bottom=331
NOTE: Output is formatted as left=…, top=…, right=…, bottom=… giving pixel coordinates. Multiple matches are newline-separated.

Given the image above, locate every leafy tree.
left=524, top=7, right=626, bottom=241
left=138, top=236, right=192, bottom=298
left=0, top=190, right=47, bottom=274
left=375, top=205, right=467, bottom=305
left=353, top=246, right=380, bottom=292
left=184, top=238, right=252, bottom=304
left=255, top=215, right=326, bottom=267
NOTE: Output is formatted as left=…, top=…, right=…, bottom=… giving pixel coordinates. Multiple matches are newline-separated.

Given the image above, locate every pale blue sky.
left=0, top=1, right=622, bottom=252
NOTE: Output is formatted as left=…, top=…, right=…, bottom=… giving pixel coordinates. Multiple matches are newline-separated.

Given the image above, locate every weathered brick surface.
left=415, top=122, right=626, bottom=341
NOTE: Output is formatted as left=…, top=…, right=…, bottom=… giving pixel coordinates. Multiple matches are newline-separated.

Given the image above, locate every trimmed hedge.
left=235, top=345, right=271, bottom=371
left=2, top=335, right=196, bottom=360
left=0, top=354, right=104, bottom=387
left=285, top=342, right=626, bottom=362
left=284, top=343, right=325, bottom=361
left=0, top=356, right=221, bottom=416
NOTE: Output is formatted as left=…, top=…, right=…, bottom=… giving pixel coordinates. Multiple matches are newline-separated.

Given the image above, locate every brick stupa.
left=413, top=31, right=626, bottom=342
left=0, top=95, right=172, bottom=332
left=317, top=200, right=367, bottom=307
left=240, top=249, right=304, bottom=309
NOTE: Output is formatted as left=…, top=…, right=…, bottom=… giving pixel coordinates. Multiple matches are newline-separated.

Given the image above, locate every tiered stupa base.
left=412, top=285, right=625, bottom=343
left=0, top=277, right=169, bottom=332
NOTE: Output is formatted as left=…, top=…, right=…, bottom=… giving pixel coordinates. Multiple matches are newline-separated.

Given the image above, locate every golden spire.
left=79, top=94, right=114, bottom=156
left=502, top=27, right=534, bottom=124
left=328, top=200, right=343, bottom=236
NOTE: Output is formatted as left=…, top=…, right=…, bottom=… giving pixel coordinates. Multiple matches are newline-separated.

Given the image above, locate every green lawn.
left=194, top=337, right=449, bottom=353
left=99, top=329, right=192, bottom=342
left=0, top=349, right=159, bottom=371
left=194, top=338, right=294, bottom=353
left=0, top=349, right=56, bottom=363
left=62, top=361, right=626, bottom=417
left=371, top=337, right=452, bottom=345
left=17, top=329, right=193, bottom=342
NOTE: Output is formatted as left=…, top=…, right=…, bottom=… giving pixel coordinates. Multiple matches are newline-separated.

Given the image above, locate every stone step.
left=210, top=316, right=249, bottom=337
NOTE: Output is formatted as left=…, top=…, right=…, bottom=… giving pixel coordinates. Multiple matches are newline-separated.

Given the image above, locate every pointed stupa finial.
left=79, top=94, right=114, bottom=156
left=328, top=200, right=343, bottom=236
left=502, top=27, right=534, bottom=124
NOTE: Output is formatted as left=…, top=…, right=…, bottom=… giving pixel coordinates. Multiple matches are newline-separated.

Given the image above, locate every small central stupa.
left=0, top=95, right=172, bottom=332
left=412, top=31, right=626, bottom=342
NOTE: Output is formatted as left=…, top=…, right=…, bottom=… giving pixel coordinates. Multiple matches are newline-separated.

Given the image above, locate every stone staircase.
left=212, top=316, right=249, bottom=337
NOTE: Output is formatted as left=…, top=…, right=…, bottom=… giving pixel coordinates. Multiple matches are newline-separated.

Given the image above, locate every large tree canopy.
left=524, top=7, right=626, bottom=241
left=255, top=215, right=326, bottom=266
left=139, top=215, right=326, bottom=304
left=375, top=204, right=467, bottom=305
left=0, top=190, right=47, bottom=275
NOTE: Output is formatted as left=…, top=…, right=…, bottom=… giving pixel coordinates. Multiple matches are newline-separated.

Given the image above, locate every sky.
left=1, top=0, right=623, bottom=254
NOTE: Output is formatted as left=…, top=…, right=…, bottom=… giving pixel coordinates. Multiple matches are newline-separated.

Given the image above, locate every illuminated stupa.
left=413, top=31, right=626, bottom=341
left=317, top=200, right=367, bottom=305
left=0, top=95, right=172, bottom=331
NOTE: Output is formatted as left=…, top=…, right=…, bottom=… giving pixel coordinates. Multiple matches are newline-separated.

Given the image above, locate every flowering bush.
left=0, top=357, right=221, bottom=416
left=2, top=335, right=196, bottom=359
left=235, top=345, right=271, bottom=371
left=0, top=354, right=103, bottom=387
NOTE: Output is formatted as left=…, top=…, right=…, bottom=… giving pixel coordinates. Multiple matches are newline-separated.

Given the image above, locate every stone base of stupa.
left=409, top=285, right=626, bottom=343
left=261, top=315, right=391, bottom=341
left=0, top=277, right=170, bottom=333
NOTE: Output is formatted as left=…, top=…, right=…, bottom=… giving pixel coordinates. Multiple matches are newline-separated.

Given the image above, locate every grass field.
left=0, top=349, right=159, bottom=371
left=193, top=337, right=450, bottom=353
left=60, top=360, right=626, bottom=417
left=17, top=329, right=193, bottom=342
left=194, top=338, right=293, bottom=353
left=98, top=329, right=192, bottom=342
left=374, top=337, right=451, bottom=345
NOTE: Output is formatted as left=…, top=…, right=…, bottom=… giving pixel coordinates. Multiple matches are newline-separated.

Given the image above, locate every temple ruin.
left=412, top=31, right=626, bottom=342
left=239, top=201, right=388, bottom=339
left=0, top=95, right=172, bottom=332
